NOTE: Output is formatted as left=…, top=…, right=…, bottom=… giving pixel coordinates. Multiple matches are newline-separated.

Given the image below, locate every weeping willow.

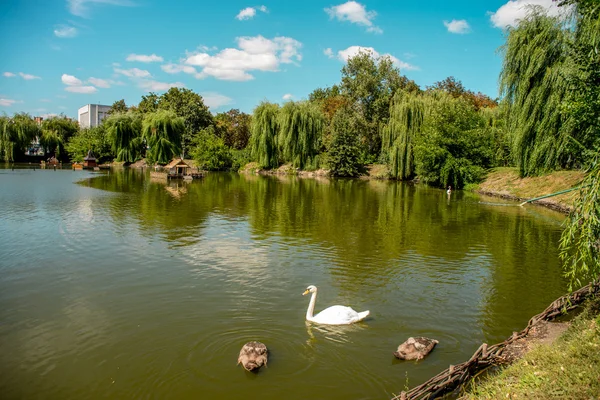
left=381, top=91, right=428, bottom=179
left=500, top=7, right=571, bottom=177
left=105, top=113, right=141, bottom=163
left=277, top=101, right=324, bottom=169
left=142, top=110, right=184, bottom=165
left=250, top=102, right=279, bottom=169
left=0, top=114, right=41, bottom=161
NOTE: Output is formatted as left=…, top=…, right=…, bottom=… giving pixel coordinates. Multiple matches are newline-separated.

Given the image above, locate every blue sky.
left=0, top=0, right=564, bottom=118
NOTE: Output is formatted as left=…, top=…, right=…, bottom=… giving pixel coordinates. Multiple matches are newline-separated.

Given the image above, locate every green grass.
left=462, top=299, right=600, bottom=399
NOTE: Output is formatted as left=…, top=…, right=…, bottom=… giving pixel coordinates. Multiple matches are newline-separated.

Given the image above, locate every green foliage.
left=500, top=8, right=571, bottom=176
left=381, top=91, right=428, bottom=179
left=214, top=109, right=251, bottom=150
left=65, top=125, right=113, bottom=163
left=105, top=113, right=141, bottom=163
left=230, top=148, right=253, bottom=172
left=156, top=88, right=213, bottom=158
left=190, top=126, right=232, bottom=171
left=341, top=49, right=420, bottom=157
left=326, top=106, right=363, bottom=177
left=249, top=101, right=280, bottom=169
left=40, top=116, right=78, bottom=159
left=277, top=101, right=324, bottom=169
left=108, top=99, right=128, bottom=115
left=142, top=110, right=184, bottom=165
left=137, top=93, right=159, bottom=114
left=0, top=113, right=41, bottom=161
left=413, top=93, right=494, bottom=188
left=560, top=156, right=600, bottom=289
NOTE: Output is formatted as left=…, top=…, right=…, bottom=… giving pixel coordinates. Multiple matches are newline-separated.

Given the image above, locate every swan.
left=302, top=285, right=369, bottom=325
left=447, top=185, right=452, bottom=195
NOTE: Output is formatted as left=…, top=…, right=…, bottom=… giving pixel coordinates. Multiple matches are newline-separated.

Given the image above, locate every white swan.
left=302, top=285, right=369, bottom=325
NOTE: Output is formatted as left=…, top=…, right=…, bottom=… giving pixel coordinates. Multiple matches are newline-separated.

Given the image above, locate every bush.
left=190, top=127, right=232, bottom=171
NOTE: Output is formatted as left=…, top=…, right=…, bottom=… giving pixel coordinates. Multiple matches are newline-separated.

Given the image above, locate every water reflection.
left=0, top=168, right=571, bottom=400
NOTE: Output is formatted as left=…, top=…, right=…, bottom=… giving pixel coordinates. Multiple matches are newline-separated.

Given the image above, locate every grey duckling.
left=393, top=337, right=438, bottom=360
left=237, top=341, right=268, bottom=371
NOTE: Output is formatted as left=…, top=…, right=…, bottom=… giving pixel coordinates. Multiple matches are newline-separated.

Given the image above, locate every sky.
left=0, top=0, right=566, bottom=119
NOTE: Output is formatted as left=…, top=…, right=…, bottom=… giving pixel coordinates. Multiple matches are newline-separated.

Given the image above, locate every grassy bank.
left=473, top=167, right=585, bottom=212
left=462, top=298, right=600, bottom=399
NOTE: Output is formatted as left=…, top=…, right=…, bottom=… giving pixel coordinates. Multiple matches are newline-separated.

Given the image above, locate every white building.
left=78, top=104, right=111, bottom=128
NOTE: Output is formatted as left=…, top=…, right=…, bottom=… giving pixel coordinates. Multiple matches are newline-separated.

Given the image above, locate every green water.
left=0, top=167, right=569, bottom=399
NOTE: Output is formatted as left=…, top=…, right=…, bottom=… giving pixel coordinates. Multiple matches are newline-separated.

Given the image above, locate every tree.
left=214, top=109, right=251, bottom=149
left=325, top=105, right=363, bottom=177
left=0, top=113, right=40, bottom=161
left=340, top=50, right=420, bottom=158
left=277, top=101, right=324, bottom=169
left=381, top=91, right=428, bottom=179
left=40, top=116, right=78, bottom=160
left=137, top=93, right=159, bottom=114
left=427, top=76, right=498, bottom=111
left=249, top=102, right=279, bottom=169
left=190, top=126, right=232, bottom=171
left=142, top=110, right=184, bottom=165
left=105, top=113, right=141, bottom=163
left=499, top=7, right=570, bottom=176
left=156, top=88, right=213, bottom=158
left=413, top=93, right=495, bottom=188
left=65, top=125, right=113, bottom=163
left=108, top=99, right=128, bottom=115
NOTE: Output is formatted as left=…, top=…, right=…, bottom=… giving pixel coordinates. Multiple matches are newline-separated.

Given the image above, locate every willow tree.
left=0, top=114, right=40, bottom=161
left=40, top=116, right=78, bottom=160
left=500, top=7, right=571, bottom=177
left=142, top=110, right=184, bottom=165
left=277, top=101, right=324, bottom=169
left=105, top=113, right=140, bottom=163
left=381, top=91, right=428, bottom=179
left=250, top=102, right=279, bottom=169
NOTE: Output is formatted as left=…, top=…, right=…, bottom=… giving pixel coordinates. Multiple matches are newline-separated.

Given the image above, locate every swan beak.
left=302, top=289, right=310, bottom=296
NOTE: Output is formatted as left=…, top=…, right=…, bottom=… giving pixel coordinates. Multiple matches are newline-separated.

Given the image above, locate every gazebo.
left=83, top=150, right=97, bottom=168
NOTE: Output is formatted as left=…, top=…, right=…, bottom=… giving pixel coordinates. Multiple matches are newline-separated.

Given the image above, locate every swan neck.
left=306, top=290, right=317, bottom=321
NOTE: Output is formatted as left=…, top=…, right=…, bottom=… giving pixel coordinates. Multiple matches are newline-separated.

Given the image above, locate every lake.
left=0, top=167, right=569, bottom=399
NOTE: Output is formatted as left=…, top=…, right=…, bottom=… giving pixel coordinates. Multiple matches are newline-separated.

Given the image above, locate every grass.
left=474, top=167, right=585, bottom=211
left=462, top=298, right=600, bottom=400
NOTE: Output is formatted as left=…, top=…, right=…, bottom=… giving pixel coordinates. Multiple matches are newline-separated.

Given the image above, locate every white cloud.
left=19, top=72, right=41, bottom=80
left=235, top=5, right=268, bottom=20
left=138, top=80, right=185, bottom=91
left=490, top=0, right=563, bottom=28
left=324, top=48, right=334, bottom=58
left=126, top=53, right=164, bottom=63
left=336, top=46, right=419, bottom=71
left=444, top=19, right=470, bottom=34
left=88, top=77, right=111, bottom=88
left=54, top=25, right=78, bottom=38
left=3, top=72, right=16, bottom=77
left=114, top=67, right=151, bottom=78
left=40, top=99, right=52, bottom=102
left=161, top=63, right=197, bottom=75
left=62, top=73, right=83, bottom=86
left=67, top=0, right=135, bottom=18
left=65, top=85, right=97, bottom=93
left=0, top=98, right=20, bottom=107
left=179, top=35, right=302, bottom=81
left=325, top=1, right=382, bottom=34
left=282, top=93, right=293, bottom=100
left=201, top=92, right=234, bottom=109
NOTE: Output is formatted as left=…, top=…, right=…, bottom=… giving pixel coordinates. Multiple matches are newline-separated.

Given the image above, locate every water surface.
left=0, top=167, right=569, bottom=399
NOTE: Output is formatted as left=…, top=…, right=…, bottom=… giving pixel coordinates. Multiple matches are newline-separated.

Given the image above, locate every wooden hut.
left=83, top=150, right=97, bottom=168
left=164, top=158, right=203, bottom=180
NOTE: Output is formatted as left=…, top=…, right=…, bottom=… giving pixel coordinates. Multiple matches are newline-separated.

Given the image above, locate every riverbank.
left=461, top=296, right=600, bottom=399
left=472, top=167, right=585, bottom=214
